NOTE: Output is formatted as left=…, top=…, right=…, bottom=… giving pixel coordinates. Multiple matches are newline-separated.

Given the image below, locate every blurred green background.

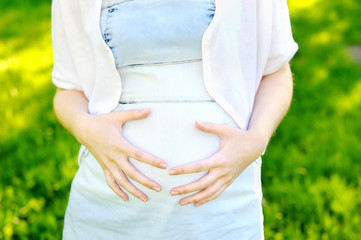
left=1, top=0, right=360, bottom=239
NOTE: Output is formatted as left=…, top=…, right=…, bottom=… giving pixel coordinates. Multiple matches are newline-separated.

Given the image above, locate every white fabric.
left=64, top=61, right=264, bottom=239
left=51, top=0, right=298, bottom=130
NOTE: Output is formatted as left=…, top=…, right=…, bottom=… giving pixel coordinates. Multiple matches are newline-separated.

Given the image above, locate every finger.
left=124, top=142, right=168, bottom=169
left=179, top=180, right=224, bottom=206
left=117, top=108, right=151, bottom=123
left=194, top=183, right=228, bottom=207
left=109, top=165, right=148, bottom=202
left=121, top=161, right=162, bottom=192
left=195, top=120, right=228, bottom=136
left=169, top=154, right=221, bottom=175
left=104, top=170, right=129, bottom=201
left=170, top=172, right=216, bottom=196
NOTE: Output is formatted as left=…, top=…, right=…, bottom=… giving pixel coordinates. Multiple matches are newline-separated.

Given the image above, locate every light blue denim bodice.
left=100, top=0, right=216, bottom=69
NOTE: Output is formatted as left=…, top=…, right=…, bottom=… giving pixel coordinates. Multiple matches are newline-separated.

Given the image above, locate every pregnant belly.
left=79, top=101, right=238, bottom=204
left=117, top=101, right=237, bottom=201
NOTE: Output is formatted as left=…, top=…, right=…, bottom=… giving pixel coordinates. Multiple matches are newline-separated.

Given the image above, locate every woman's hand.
left=168, top=63, right=294, bottom=207
left=77, top=108, right=168, bottom=202
left=168, top=120, right=267, bottom=207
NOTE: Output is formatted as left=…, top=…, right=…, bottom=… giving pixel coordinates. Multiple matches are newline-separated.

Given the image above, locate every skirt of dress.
left=62, top=62, right=264, bottom=240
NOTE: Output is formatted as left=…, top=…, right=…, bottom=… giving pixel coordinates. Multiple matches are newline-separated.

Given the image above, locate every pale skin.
left=53, top=62, right=293, bottom=206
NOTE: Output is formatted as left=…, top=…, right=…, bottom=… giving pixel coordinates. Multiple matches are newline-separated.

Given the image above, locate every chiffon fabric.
left=62, top=0, right=264, bottom=239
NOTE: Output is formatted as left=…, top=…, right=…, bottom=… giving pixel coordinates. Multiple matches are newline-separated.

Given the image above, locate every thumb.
left=195, top=120, right=224, bottom=136
left=116, top=108, right=151, bottom=123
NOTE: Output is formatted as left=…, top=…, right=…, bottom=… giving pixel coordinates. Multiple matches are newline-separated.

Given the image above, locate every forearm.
left=53, top=88, right=90, bottom=143
left=248, top=63, right=294, bottom=150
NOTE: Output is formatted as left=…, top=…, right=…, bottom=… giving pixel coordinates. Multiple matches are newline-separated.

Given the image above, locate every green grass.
left=0, top=1, right=78, bottom=239
left=1, top=0, right=360, bottom=239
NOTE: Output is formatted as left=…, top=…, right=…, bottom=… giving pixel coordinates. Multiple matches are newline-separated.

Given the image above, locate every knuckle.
left=203, top=187, right=212, bottom=196
left=122, top=182, right=138, bottom=196
left=212, top=187, right=221, bottom=196
left=183, top=185, right=192, bottom=193
left=220, top=170, right=232, bottom=181
left=226, top=176, right=235, bottom=184
left=134, top=150, right=143, bottom=161
left=146, top=156, right=157, bottom=166
left=107, top=180, right=116, bottom=189
left=190, top=196, right=201, bottom=204
left=133, top=109, right=143, bottom=118
left=203, top=121, right=211, bottom=127
left=121, top=169, right=133, bottom=180
left=108, top=138, right=121, bottom=149
left=178, top=188, right=186, bottom=194
left=130, top=110, right=138, bottom=118
left=216, top=158, right=227, bottom=167
left=203, top=123, right=211, bottom=130
left=211, top=194, right=219, bottom=201
left=151, top=158, right=159, bottom=166
left=132, top=190, right=142, bottom=198
left=119, top=141, right=131, bottom=152
left=139, top=178, right=152, bottom=188
left=211, top=124, right=221, bottom=132
left=144, top=180, right=153, bottom=188
left=207, top=191, right=219, bottom=201
left=194, top=195, right=204, bottom=202
left=106, top=152, right=117, bottom=162
left=121, top=182, right=133, bottom=193
left=197, top=181, right=204, bottom=190
left=194, top=163, right=203, bottom=172
left=104, top=171, right=113, bottom=182
left=216, top=171, right=228, bottom=180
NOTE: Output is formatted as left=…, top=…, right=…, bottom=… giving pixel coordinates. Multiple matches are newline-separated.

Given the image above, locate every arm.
left=248, top=62, right=294, bottom=151
left=168, top=63, right=294, bottom=206
left=53, top=88, right=168, bottom=202
left=53, top=89, right=90, bottom=142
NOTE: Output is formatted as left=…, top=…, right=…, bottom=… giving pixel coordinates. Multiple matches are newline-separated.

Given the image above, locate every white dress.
left=63, top=0, right=264, bottom=239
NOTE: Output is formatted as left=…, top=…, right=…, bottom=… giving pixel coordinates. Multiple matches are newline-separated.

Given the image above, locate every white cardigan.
left=51, top=0, right=298, bottom=130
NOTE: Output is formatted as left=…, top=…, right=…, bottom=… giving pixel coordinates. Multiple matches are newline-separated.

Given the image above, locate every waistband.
left=119, top=99, right=216, bottom=104
left=117, top=61, right=214, bottom=103
left=102, top=0, right=132, bottom=9
left=101, top=0, right=215, bottom=9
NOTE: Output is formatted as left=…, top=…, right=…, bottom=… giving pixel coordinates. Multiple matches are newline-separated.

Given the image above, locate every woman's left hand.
left=169, top=120, right=267, bottom=207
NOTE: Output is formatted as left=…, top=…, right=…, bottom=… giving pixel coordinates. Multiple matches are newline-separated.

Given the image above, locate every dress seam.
left=116, top=59, right=202, bottom=69
left=119, top=99, right=216, bottom=104
left=103, top=9, right=111, bottom=44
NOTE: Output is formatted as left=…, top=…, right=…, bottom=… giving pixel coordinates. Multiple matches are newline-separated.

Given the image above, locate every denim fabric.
left=100, top=0, right=215, bottom=69
left=100, top=0, right=217, bottom=103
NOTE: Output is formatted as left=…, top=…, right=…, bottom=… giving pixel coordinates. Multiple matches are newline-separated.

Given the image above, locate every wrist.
left=73, top=112, right=93, bottom=145
left=247, top=127, right=271, bottom=156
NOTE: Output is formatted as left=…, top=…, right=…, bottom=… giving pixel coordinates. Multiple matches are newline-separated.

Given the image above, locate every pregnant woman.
left=51, top=0, right=298, bottom=239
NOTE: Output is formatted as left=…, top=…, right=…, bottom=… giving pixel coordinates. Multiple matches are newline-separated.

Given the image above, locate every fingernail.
left=180, top=201, right=188, bottom=206
left=170, top=190, right=179, bottom=196
left=153, top=186, right=161, bottom=192
left=194, top=202, right=201, bottom=207
left=169, top=169, right=177, bottom=175
left=197, top=120, right=205, bottom=126
left=140, top=196, right=147, bottom=202
left=159, top=163, right=168, bottom=169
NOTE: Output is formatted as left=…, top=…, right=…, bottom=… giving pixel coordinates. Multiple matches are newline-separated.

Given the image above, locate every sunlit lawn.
left=1, top=0, right=360, bottom=239
left=0, top=1, right=79, bottom=239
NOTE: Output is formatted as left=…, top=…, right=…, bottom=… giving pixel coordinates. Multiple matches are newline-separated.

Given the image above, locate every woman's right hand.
left=76, top=108, right=168, bottom=202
